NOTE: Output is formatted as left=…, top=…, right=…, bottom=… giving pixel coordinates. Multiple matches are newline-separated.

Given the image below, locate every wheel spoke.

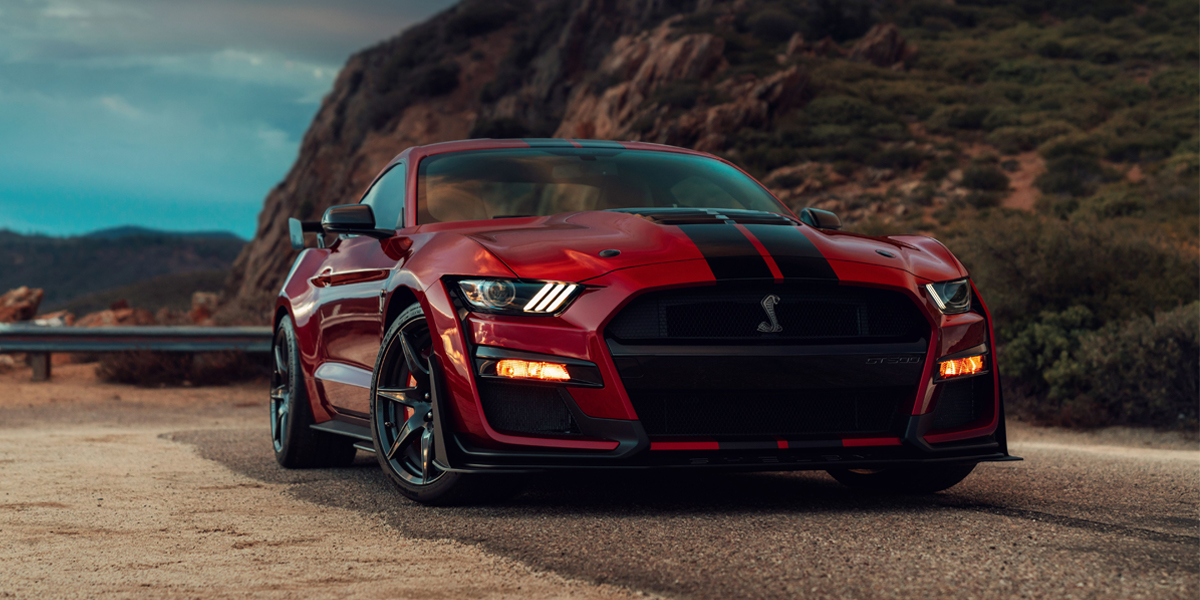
left=386, top=412, right=426, bottom=461
left=270, top=385, right=287, bottom=401
left=376, top=387, right=420, bottom=407
left=399, top=332, right=430, bottom=379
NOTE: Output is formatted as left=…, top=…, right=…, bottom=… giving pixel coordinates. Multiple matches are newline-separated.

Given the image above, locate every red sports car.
left=271, top=139, right=1016, bottom=504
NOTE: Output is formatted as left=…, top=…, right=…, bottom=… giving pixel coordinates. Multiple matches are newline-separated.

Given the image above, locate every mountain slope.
left=221, top=0, right=1198, bottom=324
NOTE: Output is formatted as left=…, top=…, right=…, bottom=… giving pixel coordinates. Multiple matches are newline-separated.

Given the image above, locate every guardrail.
left=0, top=324, right=274, bottom=382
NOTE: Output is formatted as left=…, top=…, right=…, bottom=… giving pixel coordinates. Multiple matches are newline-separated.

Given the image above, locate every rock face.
left=0, top=287, right=44, bottom=323
left=220, top=0, right=696, bottom=323
left=76, top=308, right=157, bottom=328
left=847, top=23, right=916, bottom=69
left=218, top=0, right=908, bottom=323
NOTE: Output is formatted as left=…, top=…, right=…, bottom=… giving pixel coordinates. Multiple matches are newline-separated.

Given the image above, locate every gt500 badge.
left=865, top=357, right=922, bottom=364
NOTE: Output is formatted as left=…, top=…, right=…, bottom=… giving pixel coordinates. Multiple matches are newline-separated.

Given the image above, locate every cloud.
left=99, top=95, right=142, bottom=118
left=0, top=0, right=458, bottom=237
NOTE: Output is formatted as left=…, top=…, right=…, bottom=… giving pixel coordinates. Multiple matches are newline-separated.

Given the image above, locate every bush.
left=962, top=165, right=1011, bottom=190
left=96, top=351, right=269, bottom=386
left=746, top=9, right=801, bottom=44
left=1041, top=303, right=1200, bottom=429
left=941, top=212, right=1200, bottom=342
left=1034, top=155, right=1119, bottom=196
left=803, top=95, right=898, bottom=129
left=411, top=62, right=460, bottom=97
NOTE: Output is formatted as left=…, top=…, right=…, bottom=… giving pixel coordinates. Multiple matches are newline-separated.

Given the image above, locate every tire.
left=370, top=303, right=515, bottom=505
left=827, top=464, right=977, bottom=494
left=271, top=316, right=358, bottom=468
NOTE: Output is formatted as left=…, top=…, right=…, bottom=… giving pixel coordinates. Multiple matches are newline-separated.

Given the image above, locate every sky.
left=0, top=0, right=457, bottom=239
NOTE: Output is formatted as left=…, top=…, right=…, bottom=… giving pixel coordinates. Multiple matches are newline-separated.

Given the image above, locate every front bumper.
left=421, top=260, right=1013, bottom=473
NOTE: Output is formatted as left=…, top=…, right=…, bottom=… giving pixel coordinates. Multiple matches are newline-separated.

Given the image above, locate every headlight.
left=457, top=279, right=581, bottom=315
left=925, top=278, right=972, bottom=314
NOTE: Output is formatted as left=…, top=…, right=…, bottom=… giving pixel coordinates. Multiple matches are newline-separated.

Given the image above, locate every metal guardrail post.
left=28, top=352, right=50, bottom=382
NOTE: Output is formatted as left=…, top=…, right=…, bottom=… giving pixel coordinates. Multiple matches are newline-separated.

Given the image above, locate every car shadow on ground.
left=170, top=427, right=959, bottom=518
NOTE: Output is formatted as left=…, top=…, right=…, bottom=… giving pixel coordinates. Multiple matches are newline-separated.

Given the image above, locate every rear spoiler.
left=288, top=218, right=325, bottom=249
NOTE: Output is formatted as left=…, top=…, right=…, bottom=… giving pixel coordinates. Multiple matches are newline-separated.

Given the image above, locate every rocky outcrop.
left=847, top=23, right=917, bottom=69
left=76, top=308, right=156, bottom=328
left=219, top=0, right=923, bottom=323
left=0, top=287, right=44, bottom=323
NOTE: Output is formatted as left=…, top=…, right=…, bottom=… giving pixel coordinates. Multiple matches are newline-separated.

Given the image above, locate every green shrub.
left=746, top=9, right=801, bottom=43
left=96, top=351, right=268, bottom=386
left=1034, top=155, right=1120, bottom=196
left=411, top=62, right=460, bottom=97
left=962, top=165, right=1010, bottom=190
left=444, top=0, right=522, bottom=38
left=1002, top=305, right=1097, bottom=395
left=1042, top=303, right=1200, bottom=429
left=941, top=213, right=1200, bottom=341
left=803, top=95, right=899, bottom=129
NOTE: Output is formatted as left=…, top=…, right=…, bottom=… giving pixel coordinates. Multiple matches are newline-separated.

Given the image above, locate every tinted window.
left=416, top=149, right=784, bottom=224
left=360, top=163, right=407, bottom=229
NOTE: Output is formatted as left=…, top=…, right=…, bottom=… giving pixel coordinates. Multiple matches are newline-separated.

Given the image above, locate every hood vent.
left=607, top=208, right=798, bottom=226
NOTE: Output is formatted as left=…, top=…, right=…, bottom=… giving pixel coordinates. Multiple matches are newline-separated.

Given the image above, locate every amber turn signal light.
left=939, top=354, right=986, bottom=379
left=495, top=359, right=571, bottom=382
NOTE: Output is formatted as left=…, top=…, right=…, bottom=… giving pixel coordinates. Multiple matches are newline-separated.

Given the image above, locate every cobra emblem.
left=757, top=294, right=783, bottom=333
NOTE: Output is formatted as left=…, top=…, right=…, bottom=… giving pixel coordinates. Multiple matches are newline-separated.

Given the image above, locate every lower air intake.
left=478, top=381, right=578, bottom=435
left=931, top=376, right=994, bottom=431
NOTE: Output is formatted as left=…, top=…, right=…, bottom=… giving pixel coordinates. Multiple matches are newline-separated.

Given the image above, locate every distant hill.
left=54, top=269, right=231, bottom=316
left=0, top=229, right=244, bottom=310
left=84, top=226, right=244, bottom=241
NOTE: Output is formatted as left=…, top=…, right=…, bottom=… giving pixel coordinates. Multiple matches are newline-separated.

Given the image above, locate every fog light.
left=939, top=354, right=986, bottom=379
left=495, top=359, right=570, bottom=382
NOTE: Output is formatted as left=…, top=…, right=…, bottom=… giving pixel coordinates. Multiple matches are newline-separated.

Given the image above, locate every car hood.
left=456, top=210, right=966, bottom=284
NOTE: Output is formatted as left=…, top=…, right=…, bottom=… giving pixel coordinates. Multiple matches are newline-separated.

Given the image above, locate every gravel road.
left=2, top=363, right=1196, bottom=599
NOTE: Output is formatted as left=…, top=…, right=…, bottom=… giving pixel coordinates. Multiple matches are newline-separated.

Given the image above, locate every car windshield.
left=416, top=148, right=786, bottom=224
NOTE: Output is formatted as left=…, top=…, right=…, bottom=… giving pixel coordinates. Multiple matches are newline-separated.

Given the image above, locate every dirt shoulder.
left=0, top=364, right=642, bottom=600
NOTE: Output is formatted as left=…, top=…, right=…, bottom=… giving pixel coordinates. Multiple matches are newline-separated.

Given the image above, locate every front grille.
left=607, top=285, right=926, bottom=343
left=629, top=387, right=911, bottom=437
left=931, top=376, right=994, bottom=431
left=478, top=381, right=578, bottom=435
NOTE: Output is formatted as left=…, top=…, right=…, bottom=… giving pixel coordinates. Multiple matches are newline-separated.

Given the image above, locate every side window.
left=360, top=163, right=407, bottom=229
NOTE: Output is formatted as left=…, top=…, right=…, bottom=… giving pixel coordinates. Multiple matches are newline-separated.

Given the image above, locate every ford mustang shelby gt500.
left=271, top=138, right=1017, bottom=504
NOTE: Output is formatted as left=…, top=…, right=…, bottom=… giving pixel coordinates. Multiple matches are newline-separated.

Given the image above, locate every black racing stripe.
left=678, top=224, right=774, bottom=280
left=742, top=224, right=838, bottom=280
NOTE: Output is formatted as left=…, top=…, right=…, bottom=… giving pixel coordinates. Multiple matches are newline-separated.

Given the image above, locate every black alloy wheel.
left=370, top=303, right=514, bottom=505
left=271, top=316, right=357, bottom=468
left=373, top=308, right=444, bottom=487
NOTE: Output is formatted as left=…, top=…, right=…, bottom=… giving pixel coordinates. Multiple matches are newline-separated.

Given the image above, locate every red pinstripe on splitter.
left=649, top=441, right=720, bottom=451
left=775, top=437, right=789, bottom=449
left=732, top=224, right=784, bottom=282
left=842, top=437, right=903, bottom=447
left=567, top=139, right=583, bottom=148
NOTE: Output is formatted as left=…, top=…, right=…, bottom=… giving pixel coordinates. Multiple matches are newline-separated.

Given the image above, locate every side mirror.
left=320, top=205, right=391, bottom=239
left=799, top=207, right=842, bottom=230
left=287, top=217, right=325, bottom=250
